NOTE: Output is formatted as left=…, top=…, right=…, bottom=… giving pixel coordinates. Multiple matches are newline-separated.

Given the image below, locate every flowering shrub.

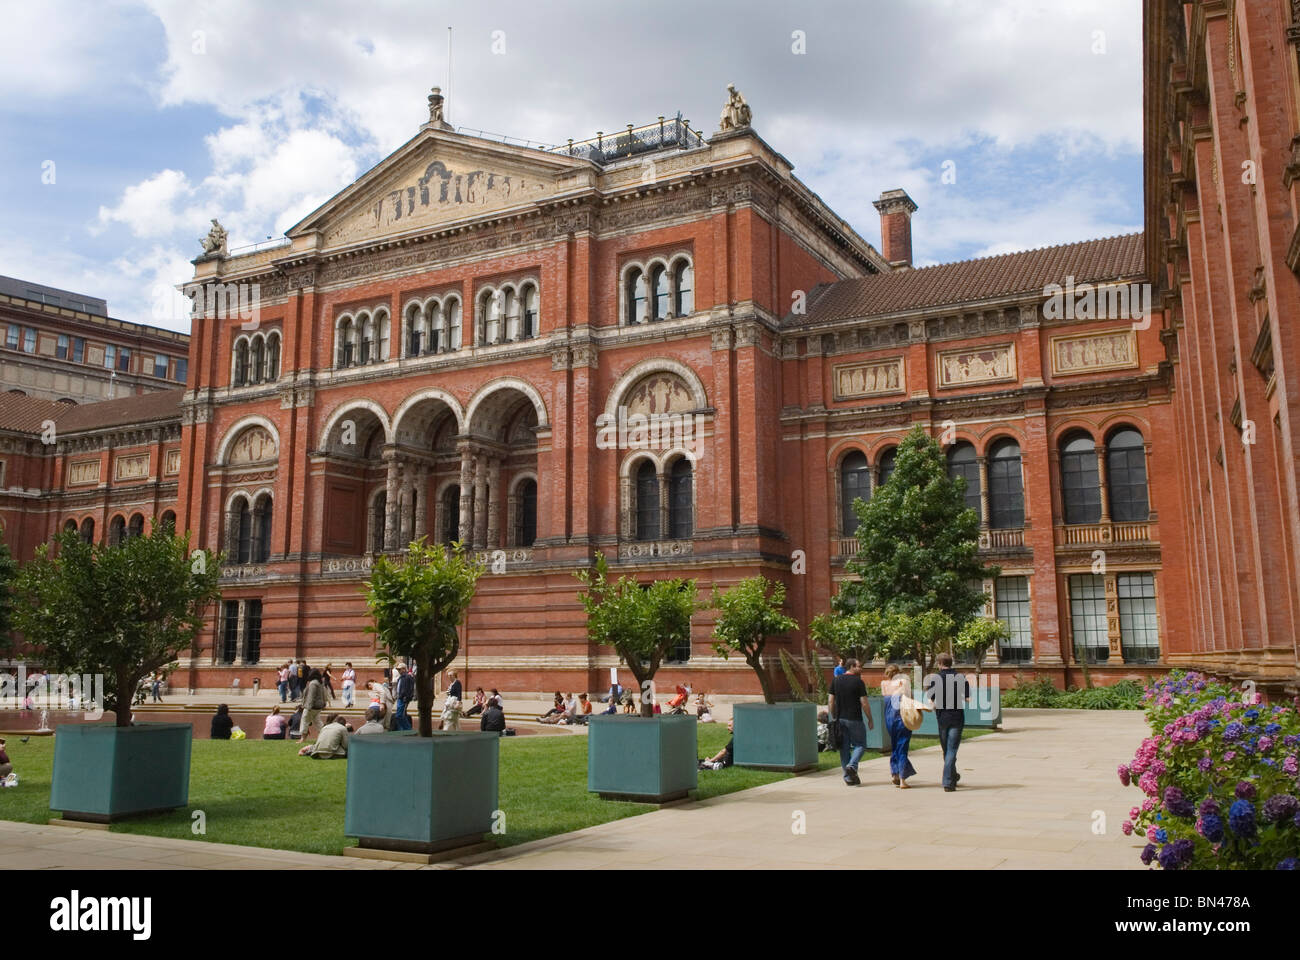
left=1120, top=670, right=1300, bottom=870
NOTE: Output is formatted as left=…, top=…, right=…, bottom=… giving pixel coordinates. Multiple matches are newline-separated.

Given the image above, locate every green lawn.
left=0, top=725, right=961, bottom=856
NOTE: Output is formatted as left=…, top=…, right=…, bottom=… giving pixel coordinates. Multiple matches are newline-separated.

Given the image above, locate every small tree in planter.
left=876, top=609, right=955, bottom=679
left=363, top=538, right=484, bottom=737
left=14, top=526, right=221, bottom=726
left=952, top=617, right=1010, bottom=677
left=710, top=576, right=796, bottom=704
left=575, top=552, right=699, bottom=717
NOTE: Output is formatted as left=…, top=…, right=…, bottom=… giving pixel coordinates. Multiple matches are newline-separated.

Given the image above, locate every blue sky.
left=0, top=0, right=1143, bottom=332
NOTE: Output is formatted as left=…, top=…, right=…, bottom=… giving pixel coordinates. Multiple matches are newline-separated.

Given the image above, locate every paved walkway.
left=0, top=709, right=1149, bottom=870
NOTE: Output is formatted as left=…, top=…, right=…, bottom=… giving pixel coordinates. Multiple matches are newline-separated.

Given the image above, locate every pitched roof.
left=55, top=388, right=184, bottom=433
left=0, top=392, right=74, bottom=434
left=795, top=233, right=1145, bottom=326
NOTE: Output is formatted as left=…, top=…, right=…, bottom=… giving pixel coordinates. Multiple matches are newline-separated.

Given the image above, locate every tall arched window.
left=522, top=285, right=538, bottom=339
left=427, top=302, right=442, bottom=353
left=251, top=337, right=265, bottom=383
left=441, top=485, right=460, bottom=544
left=159, top=510, right=177, bottom=532
left=668, top=458, right=693, bottom=538
left=1061, top=432, right=1102, bottom=525
left=651, top=265, right=670, bottom=320
left=1106, top=427, right=1149, bottom=522
left=947, top=442, right=981, bottom=523
left=254, top=496, right=272, bottom=562
left=635, top=460, right=659, bottom=540
left=877, top=447, right=898, bottom=488
left=406, top=304, right=423, bottom=357
left=360, top=314, right=375, bottom=364
left=503, top=288, right=520, bottom=341
left=108, top=515, right=126, bottom=547
left=988, top=439, right=1024, bottom=529
left=626, top=268, right=648, bottom=324
left=447, top=298, right=462, bottom=350
left=234, top=339, right=249, bottom=386
left=79, top=517, right=94, bottom=544
left=514, top=478, right=537, bottom=547
left=338, top=318, right=356, bottom=367
left=235, top=500, right=252, bottom=564
left=480, top=290, right=502, bottom=345
left=127, top=513, right=145, bottom=539
left=266, top=332, right=280, bottom=380
left=840, top=450, right=871, bottom=537
left=673, top=260, right=693, bottom=316
left=63, top=518, right=77, bottom=534
left=376, top=311, right=390, bottom=360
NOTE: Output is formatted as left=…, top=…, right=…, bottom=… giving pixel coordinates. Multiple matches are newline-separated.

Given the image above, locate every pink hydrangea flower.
left=1121, top=821, right=1134, bottom=835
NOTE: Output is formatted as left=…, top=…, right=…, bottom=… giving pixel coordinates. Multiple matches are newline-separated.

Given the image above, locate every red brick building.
left=1, top=76, right=1254, bottom=696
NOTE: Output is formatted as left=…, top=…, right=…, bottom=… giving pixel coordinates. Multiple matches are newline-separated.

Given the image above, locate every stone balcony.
left=1054, top=521, right=1153, bottom=547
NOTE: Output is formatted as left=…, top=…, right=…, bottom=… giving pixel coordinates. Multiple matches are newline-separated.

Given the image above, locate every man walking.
left=929, top=652, right=970, bottom=792
left=827, top=658, right=873, bottom=786
left=301, top=669, right=328, bottom=740
left=393, top=663, right=415, bottom=731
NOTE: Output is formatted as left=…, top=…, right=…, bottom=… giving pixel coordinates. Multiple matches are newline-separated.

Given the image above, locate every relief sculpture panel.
left=938, top=344, right=1016, bottom=388
left=833, top=358, right=904, bottom=400
left=1050, top=328, right=1138, bottom=376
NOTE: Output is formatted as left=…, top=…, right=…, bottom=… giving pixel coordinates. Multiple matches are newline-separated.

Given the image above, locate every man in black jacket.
left=928, top=652, right=971, bottom=792
left=480, top=700, right=506, bottom=734
left=393, top=664, right=415, bottom=731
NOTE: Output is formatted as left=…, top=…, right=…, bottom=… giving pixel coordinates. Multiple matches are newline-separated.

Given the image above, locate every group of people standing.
left=828, top=653, right=971, bottom=792
left=275, top=661, right=358, bottom=709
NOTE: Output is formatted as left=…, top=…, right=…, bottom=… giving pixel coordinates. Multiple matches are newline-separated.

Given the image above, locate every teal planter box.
left=50, top=723, right=192, bottom=822
left=862, top=696, right=893, bottom=752
left=916, top=696, right=1002, bottom=735
left=344, top=731, right=499, bottom=854
left=587, top=715, right=697, bottom=802
left=733, top=702, right=817, bottom=771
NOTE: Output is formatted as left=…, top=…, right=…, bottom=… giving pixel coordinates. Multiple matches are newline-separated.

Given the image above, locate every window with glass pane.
left=79, top=518, right=94, bottom=543
left=244, top=600, right=262, bottom=664
left=1069, top=573, right=1109, bottom=662
left=668, top=458, right=693, bottom=538
left=840, top=451, right=870, bottom=537
left=22, top=328, right=36, bottom=353
left=988, top=439, right=1024, bottom=528
left=152, top=353, right=167, bottom=378
left=56, top=334, right=69, bottom=359
left=72, top=338, right=84, bottom=363
left=221, top=601, right=239, bottom=663
left=128, top=514, right=144, bottom=539
left=523, top=286, right=538, bottom=338
left=515, top=479, right=537, bottom=547
left=109, top=516, right=125, bottom=547
left=995, top=576, right=1033, bottom=662
left=877, top=447, right=897, bottom=488
left=1107, top=428, right=1150, bottom=522
left=448, top=300, right=462, bottom=349
left=441, top=486, right=459, bottom=544
left=652, top=266, right=670, bottom=320
left=255, top=499, right=272, bottom=563
left=1061, top=433, right=1101, bottom=524
left=1118, top=573, right=1159, bottom=662
left=174, top=357, right=188, bottom=383
left=5, top=325, right=17, bottom=349
left=103, top=345, right=116, bottom=369
left=635, top=460, right=659, bottom=540
left=236, top=501, right=252, bottom=564
left=674, top=261, right=693, bottom=316
left=117, top=347, right=130, bottom=372
left=947, top=442, right=981, bottom=523
left=627, top=270, right=647, bottom=324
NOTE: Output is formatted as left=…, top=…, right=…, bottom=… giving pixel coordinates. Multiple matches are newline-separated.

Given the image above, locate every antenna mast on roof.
left=447, top=27, right=453, bottom=116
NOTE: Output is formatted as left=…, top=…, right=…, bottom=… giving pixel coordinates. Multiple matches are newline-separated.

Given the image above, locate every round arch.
left=466, top=377, right=548, bottom=432
left=392, top=388, right=466, bottom=437
left=215, top=415, right=282, bottom=466
left=604, top=358, right=708, bottom=416
left=319, top=400, right=393, bottom=449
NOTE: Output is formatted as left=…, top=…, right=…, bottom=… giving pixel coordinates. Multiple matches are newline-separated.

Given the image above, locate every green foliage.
left=0, top=531, right=16, bottom=657
left=999, top=676, right=1061, bottom=708
left=836, top=426, right=996, bottom=630
left=575, top=552, right=699, bottom=715
left=809, top=609, right=887, bottom=665
left=876, top=609, right=956, bottom=677
left=364, top=538, right=484, bottom=736
left=710, top=576, right=797, bottom=703
left=999, top=674, right=1145, bottom=710
left=13, top=526, right=222, bottom=726
left=952, top=617, right=1009, bottom=673
left=778, top=648, right=829, bottom=705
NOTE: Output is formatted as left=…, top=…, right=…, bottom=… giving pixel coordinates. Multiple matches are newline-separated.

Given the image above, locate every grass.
left=0, top=724, right=969, bottom=856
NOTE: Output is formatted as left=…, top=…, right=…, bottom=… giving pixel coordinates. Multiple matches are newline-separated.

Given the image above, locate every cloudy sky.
left=0, top=0, right=1143, bottom=332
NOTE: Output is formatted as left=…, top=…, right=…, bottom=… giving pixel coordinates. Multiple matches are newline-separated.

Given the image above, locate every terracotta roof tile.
left=54, top=388, right=184, bottom=433
left=794, top=233, right=1145, bottom=326
left=0, top=393, right=74, bottom=434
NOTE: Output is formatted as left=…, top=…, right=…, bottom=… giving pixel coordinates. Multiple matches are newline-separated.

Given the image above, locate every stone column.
left=399, top=468, right=414, bottom=548
left=473, top=457, right=488, bottom=548
left=658, top=470, right=670, bottom=540
left=977, top=456, right=990, bottom=531
left=507, top=486, right=519, bottom=548
left=1096, top=449, right=1111, bottom=525
left=383, top=453, right=400, bottom=552
left=486, top=458, right=502, bottom=548
left=414, top=466, right=428, bottom=542
left=619, top=474, right=632, bottom=539
left=458, top=446, right=474, bottom=545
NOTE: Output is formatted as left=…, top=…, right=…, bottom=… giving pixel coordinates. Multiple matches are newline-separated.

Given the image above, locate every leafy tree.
left=809, top=609, right=888, bottom=666
left=834, top=425, right=998, bottom=673
left=575, top=552, right=699, bottom=717
left=14, top=526, right=221, bottom=727
left=876, top=609, right=955, bottom=677
left=709, top=576, right=797, bottom=704
left=0, top=532, right=16, bottom=658
left=952, top=617, right=1010, bottom=676
left=364, top=538, right=484, bottom=737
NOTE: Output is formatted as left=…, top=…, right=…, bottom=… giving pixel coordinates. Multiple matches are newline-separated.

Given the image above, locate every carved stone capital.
left=571, top=343, right=598, bottom=369
left=1018, top=302, right=1041, bottom=328
left=551, top=347, right=571, bottom=370
left=908, top=319, right=927, bottom=342
left=711, top=327, right=733, bottom=351
left=733, top=321, right=760, bottom=348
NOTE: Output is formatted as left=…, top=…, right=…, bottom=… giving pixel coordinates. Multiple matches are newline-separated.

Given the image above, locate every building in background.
left=0, top=275, right=189, bottom=404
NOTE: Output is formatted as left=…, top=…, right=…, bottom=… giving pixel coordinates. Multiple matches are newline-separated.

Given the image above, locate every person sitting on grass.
left=298, top=713, right=349, bottom=758
left=288, top=704, right=305, bottom=740
left=210, top=703, right=234, bottom=740
left=263, top=705, right=288, bottom=740
left=441, top=695, right=463, bottom=732
left=575, top=692, right=593, bottom=724
left=0, top=737, right=13, bottom=781
left=695, top=692, right=714, bottom=722
left=539, top=693, right=574, bottom=724
left=355, top=706, right=386, bottom=736
left=699, top=719, right=734, bottom=770
left=538, top=691, right=564, bottom=721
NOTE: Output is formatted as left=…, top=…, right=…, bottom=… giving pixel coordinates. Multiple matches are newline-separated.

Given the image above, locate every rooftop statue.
left=719, top=84, right=752, bottom=131
left=199, top=219, right=228, bottom=258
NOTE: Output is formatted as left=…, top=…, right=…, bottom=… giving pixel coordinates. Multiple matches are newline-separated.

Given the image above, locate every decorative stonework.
left=832, top=358, right=904, bottom=399
left=618, top=539, right=693, bottom=560
left=164, top=449, right=182, bottom=476
left=67, top=460, right=100, bottom=486
left=625, top=373, right=696, bottom=416
left=1050, top=329, right=1139, bottom=377
left=227, top=426, right=278, bottom=465
left=113, top=453, right=150, bottom=481
left=733, top=322, right=761, bottom=348
left=937, top=344, right=1016, bottom=388
left=711, top=328, right=733, bottom=351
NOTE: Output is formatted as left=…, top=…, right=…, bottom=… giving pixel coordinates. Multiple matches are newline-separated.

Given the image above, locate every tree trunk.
left=415, top=649, right=434, bottom=737
left=116, top=669, right=134, bottom=727
left=746, top=643, right=774, bottom=703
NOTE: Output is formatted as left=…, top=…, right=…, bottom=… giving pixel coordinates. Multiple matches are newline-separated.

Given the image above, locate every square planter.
left=733, top=702, right=818, bottom=771
left=50, top=722, right=192, bottom=823
left=587, top=714, right=697, bottom=803
left=916, top=689, right=1002, bottom=735
left=344, top=731, right=499, bottom=855
left=863, top=696, right=893, bottom=753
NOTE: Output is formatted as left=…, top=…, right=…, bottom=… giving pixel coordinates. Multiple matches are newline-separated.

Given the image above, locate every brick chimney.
left=873, top=189, right=918, bottom=269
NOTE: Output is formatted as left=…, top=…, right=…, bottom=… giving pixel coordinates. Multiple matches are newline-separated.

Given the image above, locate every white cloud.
left=95, top=168, right=199, bottom=238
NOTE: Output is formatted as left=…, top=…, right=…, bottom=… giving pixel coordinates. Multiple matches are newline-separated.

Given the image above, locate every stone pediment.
left=291, top=129, right=586, bottom=251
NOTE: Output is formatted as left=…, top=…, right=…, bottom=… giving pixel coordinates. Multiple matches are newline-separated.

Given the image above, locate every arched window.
left=651, top=265, right=670, bottom=321
left=79, top=517, right=94, bottom=544
left=109, top=515, right=126, bottom=547
left=840, top=450, right=871, bottom=537
left=127, top=513, right=144, bottom=539
left=254, top=496, right=272, bottom=562
left=947, top=442, right=981, bottom=523
left=877, top=447, right=898, bottom=488
left=360, top=314, right=375, bottom=364
left=673, top=259, right=693, bottom=317
left=1106, top=428, right=1149, bottom=522
left=626, top=268, right=648, bottom=324
left=988, top=439, right=1024, bottom=529
left=338, top=318, right=356, bottom=367
left=426, top=302, right=441, bottom=354
left=522, top=284, right=538, bottom=339
left=251, top=337, right=265, bottom=383
left=159, top=510, right=177, bottom=532
left=266, top=333, right=280, bottom=380
left=447, top=298, right=462, bottom=350
left=635, top=460, right=659, bottom=540
left=668, top=458, right=693, bottom=538
left=377, top=311, right=390, bottom=360
left=480, top=290, right=502, bottom=345
left=407, top=304, right=423, bottom=357
left=234, top=339, right=249, bottom=386
left=503, top=288, right=520, bottom=341
left=514, top=478, right=537, bottom=547
left=441, top=485, right=460, bottom=544
left=1061, top=432, right=1102, bottom=525
left=63, top=518, right=77, bottom=534
left=235, top=499, right=252, bottom=564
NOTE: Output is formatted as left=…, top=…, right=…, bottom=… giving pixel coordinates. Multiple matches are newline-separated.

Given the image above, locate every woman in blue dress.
left=881, top=664, right=917, bottom=788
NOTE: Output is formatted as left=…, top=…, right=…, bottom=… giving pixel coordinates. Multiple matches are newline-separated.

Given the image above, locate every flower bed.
left=1118, top=670, right=1300, bottom=870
